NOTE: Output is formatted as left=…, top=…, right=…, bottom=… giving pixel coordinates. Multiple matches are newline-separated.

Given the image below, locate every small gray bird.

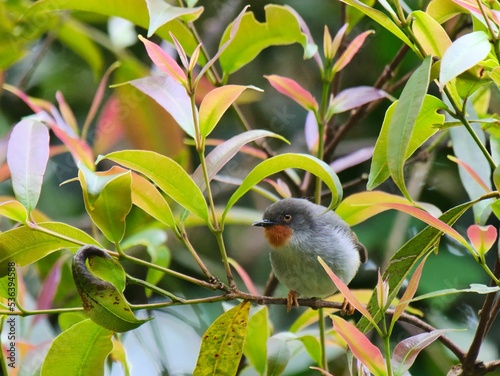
left=253, top=198, right=367, bottom=311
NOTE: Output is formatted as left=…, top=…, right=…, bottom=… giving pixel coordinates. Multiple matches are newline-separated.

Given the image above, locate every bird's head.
left=252, top=198, right=315, bottom=248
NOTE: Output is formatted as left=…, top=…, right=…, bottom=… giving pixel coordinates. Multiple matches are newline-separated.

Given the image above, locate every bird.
left=253, top=197, right=367, bottom=312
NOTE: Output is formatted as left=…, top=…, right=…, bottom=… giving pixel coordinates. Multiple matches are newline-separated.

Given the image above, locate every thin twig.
left=462, top=258, right=500, bottom=373
left=323, top=44, right=409, bottom=163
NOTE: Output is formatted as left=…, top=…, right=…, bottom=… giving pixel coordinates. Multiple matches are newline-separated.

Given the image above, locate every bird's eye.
left=283, top=214, right=293, bottom=223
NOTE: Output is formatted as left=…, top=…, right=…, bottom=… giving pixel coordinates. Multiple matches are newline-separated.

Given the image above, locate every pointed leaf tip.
left=139, top=35, right=187, bottom=84
left=265, top=75, right=318, bottom=111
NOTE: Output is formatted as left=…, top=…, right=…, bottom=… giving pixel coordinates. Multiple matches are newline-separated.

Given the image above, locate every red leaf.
left=317, top=256, right=374, bottom=322
left=467, top=224, right=497, bottom=256
left=332, top=30, right=374, bottom=73
left=332, top=316, right=386, bottom=376
left=392, top=255, right=429, bottom=325
left=265, top=75, right=318, bottom=111
left=448, top=155, right=490, bottom=192
left=139, top=35, right=187, bottom=85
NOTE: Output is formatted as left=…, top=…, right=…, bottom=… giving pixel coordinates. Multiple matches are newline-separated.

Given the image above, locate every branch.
left=461, top=258, right=500, bottom=375
left=323, top=44, right=410, bottom=163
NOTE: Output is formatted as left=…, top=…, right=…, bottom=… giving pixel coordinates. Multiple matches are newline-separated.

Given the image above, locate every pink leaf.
left=330, top=147, right=374, bottom=173
left=330, top=24, right=348, bottom=60
left=304, top=111, right=319, bottom=154
left=7, top=119, right=50, bottom=213
left=265, top=75, right=318, bottom=111
left=332, top=316, right=386, bottom=376
left=393, top=329, right=454, bottom=375
left=49, top=125, right=95, bottom=170
left=332, top=30, right=374, bottom=73
left=379, top=202, right=474, bottom=253
left=467, top=224, right=497, bottom=256
left=448, top=155, right=490, bottom=192
left=317, top=257, right=374, bottom=322
left=34, top=259, right=63, bottom=326
left=93, top=95, right=125, bottom=154
left=129, top=75, right=195, bottom=137
left=55, top=91, right=78, bottom=134
left=228, top=258, right=259, bottom=296
left=329, top=86, right=388, bottom=116
left=139, top=35, right=187, bottom=85
left=392, top=255, right=429, bottom=325
left=83, top=62, right=120, bottom=139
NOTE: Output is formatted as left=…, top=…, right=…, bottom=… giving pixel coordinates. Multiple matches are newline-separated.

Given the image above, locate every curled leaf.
left=72, top=246, right=150, bottom=332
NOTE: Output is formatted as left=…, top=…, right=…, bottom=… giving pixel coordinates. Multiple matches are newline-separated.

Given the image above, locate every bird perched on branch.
left=253, top=197, right=367, bottom=312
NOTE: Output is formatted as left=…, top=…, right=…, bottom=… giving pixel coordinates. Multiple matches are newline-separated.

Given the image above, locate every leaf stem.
left=318, top=307, right=328, bottom=371
left=126, top=274, right=185, bottom=302
left=178, top=224, right=213, bottom=280
left=116, top=245, right=218, bottom=290
left=214, top=230, right=236, bottom=288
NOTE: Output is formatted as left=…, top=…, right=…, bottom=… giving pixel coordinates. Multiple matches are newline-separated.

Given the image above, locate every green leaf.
left=405, top=283, right=500, bottom=303
left=440, top=31, right=491, bottom=87
left=192, top=130, right=289, bottom=192
left=339, top=0, right=414, bottom=48
left=219, top=5, right=310, bottom=75
left=0, top=200, right=28, bottom=224
left=267, top=336, right=291, bottom=376
left=130, top=172, right=176, bottom=228
left=427, top=0, right=465, bottom=23
left=24, top=0, right=200, bottom=58
left=295, top=334, right=322, bottom=365
left=346, top=0, right=376, bottom=32
left=72, top=246, right=150, bottom=332
left=145, top=0, right=203, bottom=37
left=88, top=253, right=127, bottom=292
left=387, top=56, right=432, bottom=201
left=129, top=76, right=195, bottom=138
left=223, top=153, right=343, bottom=222
left=7, top=119, right=50, bottom=214
left=332, top=316, right=386, bottom=376
left=99, top=150, right=209, bottom=222
left=193, top=301, right=251, bottom=376
left=368, top=95, right=446, bottom=190
left=79, top=165, right=133, bottom=243
left=199, top=85, right=262, bottom=137
left=0, top=222, right=102, bottom=277
left=411, top=10, right=451, bottom=58
left=40, top=319, right=113, bottom=376
left=0, top=266, right=16, bottom=300
left=121, top=228, right=171, bottom=297
left=357, top=200, right=476, bottom=333
left=244, top=306, right=269, bottom=375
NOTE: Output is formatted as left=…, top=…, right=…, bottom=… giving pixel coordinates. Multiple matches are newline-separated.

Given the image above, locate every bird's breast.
left=264, top=225, right=293, bottom=248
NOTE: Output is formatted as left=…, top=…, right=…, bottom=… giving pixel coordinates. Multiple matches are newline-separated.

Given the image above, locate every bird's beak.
left=252, top=219, right=276, bottom=227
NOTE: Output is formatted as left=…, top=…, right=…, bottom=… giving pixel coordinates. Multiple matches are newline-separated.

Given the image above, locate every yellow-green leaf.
left=194, top=301, right=251, bottom=376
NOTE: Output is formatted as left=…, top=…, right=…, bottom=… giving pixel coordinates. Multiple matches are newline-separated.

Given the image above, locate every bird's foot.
left=341, top=298, right=355, bottom=315
left=287, top=290, right=299, bottom=312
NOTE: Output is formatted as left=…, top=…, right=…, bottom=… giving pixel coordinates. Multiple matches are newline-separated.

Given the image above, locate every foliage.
left=1, top=0, right=500, bottom=375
